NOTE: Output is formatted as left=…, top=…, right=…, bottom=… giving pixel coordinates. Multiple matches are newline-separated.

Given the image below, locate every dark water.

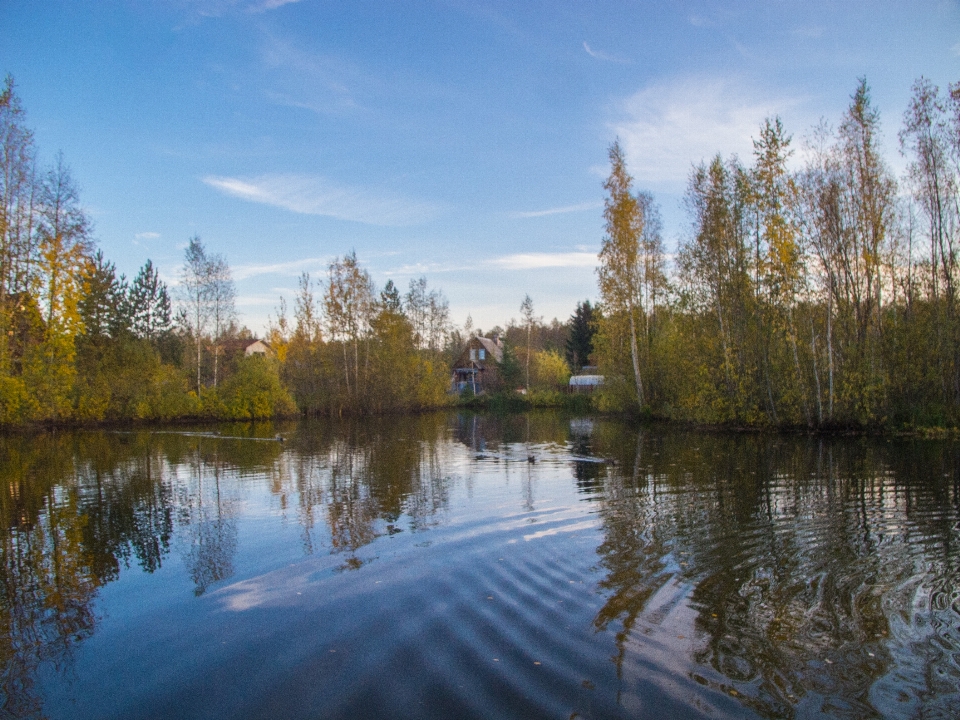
left=1, top=413, right=959, bottom=719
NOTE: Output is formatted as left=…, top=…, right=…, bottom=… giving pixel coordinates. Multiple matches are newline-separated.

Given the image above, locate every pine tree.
left=566, top=300, right=596, bottom=372
left=129, top=259, right=171, bottom=341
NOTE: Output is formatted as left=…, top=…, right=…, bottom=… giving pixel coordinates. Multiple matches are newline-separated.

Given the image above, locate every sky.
left=2, top=0, right=959, bottom=333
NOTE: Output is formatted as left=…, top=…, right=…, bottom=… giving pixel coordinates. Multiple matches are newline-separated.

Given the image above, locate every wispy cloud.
left=487, top=252, right=597, bottom=271
left=510, top=201, right=602, bottom=219
left=231, top=256, right=331, bottom=281
left=260, top=35, right=361, bottom=114
left=612, top=75, right=802, bottom=189
left=247, top=0, right=304, bottom=13
left=383, top=261, right=472, bottom=277
left=203, top=173, right=439, bottom=226
left=178, top=0, right=302, bottom=18
left=583, top=42, right=630, bottom=64
left=383, top=251, right=600, bottom=277
left=134, top=231, right=160, bottom=240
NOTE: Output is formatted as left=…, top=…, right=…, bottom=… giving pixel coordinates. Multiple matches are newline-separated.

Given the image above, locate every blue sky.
left=2, top=0, right=958, bottom=332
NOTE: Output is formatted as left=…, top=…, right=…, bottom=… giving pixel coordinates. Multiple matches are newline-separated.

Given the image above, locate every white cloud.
left=382, top=261, right=472, bottom=277
left=953, top=42, right=960, bottom=56
left=179, top=0, right=301, bottom=17
left=612, top=75, right=802, bottom=189
left=487, top=252, right=597, bottom=271
left=134, top=231, right=160, bottom=240
left=582, top=42, right=630, bottom=64
left=203, top=173, right=439, bottom=226
left=510, top=201, right=603, bottom=219
left=247, top=0, right=303, bottom=13
left=232, top=256, right=331, bottom=281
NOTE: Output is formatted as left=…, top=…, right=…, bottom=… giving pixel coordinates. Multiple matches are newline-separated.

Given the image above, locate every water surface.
left=1, top=413, right=958, bottom=719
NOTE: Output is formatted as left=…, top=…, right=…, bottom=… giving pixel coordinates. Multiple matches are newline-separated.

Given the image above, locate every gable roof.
left=453, top=335, right=503, bottom=370
left=476, top=336, right=503, bottom=363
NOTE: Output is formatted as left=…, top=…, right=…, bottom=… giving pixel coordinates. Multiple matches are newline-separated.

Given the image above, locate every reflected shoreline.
left=1, top=412, right=958, bottom=719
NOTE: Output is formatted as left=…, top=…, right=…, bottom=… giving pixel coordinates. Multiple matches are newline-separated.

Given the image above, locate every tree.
left=129, top=259, right=171, bottom=341
left=566, top=300, right=596, bottom=372
left=678, top=154, right=756, bottom=419
left=404, top=276, right=450, bottom=353
left=29, top=153, right=92, bottom=419
left=380, top=279, right=402, bottom=312
left=803, top=79, right=896, bottom=422
left=752, top=117, right=811, bottom=424
left=901, top=77, right=960, bottom=404
left=78, top=250, right=129, bottom=339
left=323, top=251, right=375, bottom=404
left=520, top=294, right=536, bottom=390
left=206, top=252, right=235, bottom=388
left=179, top=236, right=211, bottom=393
left=0, top=75, right=38, bottom=318
left=597, top=140, right=649, bottom=406
left=36, top=152, right=92, bottom=334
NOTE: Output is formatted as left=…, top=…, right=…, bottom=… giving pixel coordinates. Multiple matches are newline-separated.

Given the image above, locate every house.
left=244, top=340, right=273, bottom=357
left=451, top=335, right=503, bottom=393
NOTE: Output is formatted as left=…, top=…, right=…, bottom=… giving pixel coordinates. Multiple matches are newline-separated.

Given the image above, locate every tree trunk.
left=628, top=304, right=645, bottom=406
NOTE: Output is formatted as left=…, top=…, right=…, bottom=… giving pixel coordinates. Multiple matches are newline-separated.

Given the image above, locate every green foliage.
left=498, top=341, right=523, bottom=390
left=218, top=355, right=296, bottom=420
left=566, top=300, right=596, bottom=371
left=129, top=259, right=172, bottom=340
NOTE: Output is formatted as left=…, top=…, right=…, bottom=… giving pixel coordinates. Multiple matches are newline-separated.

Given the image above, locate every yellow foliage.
left=532, top=349, right=570, bottom=390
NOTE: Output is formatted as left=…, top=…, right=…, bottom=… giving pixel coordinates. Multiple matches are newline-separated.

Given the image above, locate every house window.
left=479, top=348, right=485, bottom=360
left=469, top=349, right=476, bottom=361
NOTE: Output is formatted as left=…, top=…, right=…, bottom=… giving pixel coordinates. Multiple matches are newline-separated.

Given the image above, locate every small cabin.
left=452, top=335, right=503, bottom=394
left=244, top=340, right=273, bottom=357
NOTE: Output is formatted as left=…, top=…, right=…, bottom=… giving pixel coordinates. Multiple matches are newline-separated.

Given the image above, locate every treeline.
left=266, top=258, right=453, bottom=414
left=0, top=75, right=304, bottom=424
left=0, top=74, right=484, bottom=424
left=0, top=68, right=588, bottom=425
left=596, top=77, right=960, bottom=429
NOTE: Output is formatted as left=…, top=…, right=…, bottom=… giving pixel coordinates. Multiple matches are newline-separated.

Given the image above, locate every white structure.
left=244, top=340, right=273, bottom=357
left=568, top=375, right=604, bottom=392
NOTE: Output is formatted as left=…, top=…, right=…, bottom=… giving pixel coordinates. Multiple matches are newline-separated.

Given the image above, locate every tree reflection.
left=589, top=428, right=960, bottom=718
left=281, top=415, right=452, bottom=565
left=178, top=444, right=237, bottom=596
left=0, top=434, right=103, bottom=718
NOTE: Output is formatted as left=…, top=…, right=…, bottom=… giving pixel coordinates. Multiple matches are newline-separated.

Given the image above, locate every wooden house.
left=451, top=335, right=503, bottom=393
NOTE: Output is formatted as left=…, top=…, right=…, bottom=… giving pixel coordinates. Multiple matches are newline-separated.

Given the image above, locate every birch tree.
left=207, top=252, right=235, bottom=388
left=597, top=141, right=646, bottom=406
left=323, top=251, right=375, bottom=404
left=520, top=294, right=536, bottom=390
left=180, top=236, right=211, bottom=393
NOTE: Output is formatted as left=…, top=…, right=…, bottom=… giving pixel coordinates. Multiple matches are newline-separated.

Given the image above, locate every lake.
left=1, top=412, right=958, bottom=719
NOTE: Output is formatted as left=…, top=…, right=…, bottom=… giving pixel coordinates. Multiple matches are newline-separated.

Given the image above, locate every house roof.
left=452, top=335, right=503, bottom=371
left=476, top=336, right=503, bottom=363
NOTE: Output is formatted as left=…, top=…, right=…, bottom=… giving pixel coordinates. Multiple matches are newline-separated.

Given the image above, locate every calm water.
left=1, top=412, right=959, bottom=719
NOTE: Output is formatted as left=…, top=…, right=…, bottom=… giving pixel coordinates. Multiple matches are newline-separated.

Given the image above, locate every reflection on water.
left=589, top=427, right=960, bottom=719
left=0, top=414, right=958, bottom=718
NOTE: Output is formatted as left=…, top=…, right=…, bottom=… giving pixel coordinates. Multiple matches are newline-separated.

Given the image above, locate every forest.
left=596, top=77, right=960, bottom=429
left=2, top=74, right=959, bottom=429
